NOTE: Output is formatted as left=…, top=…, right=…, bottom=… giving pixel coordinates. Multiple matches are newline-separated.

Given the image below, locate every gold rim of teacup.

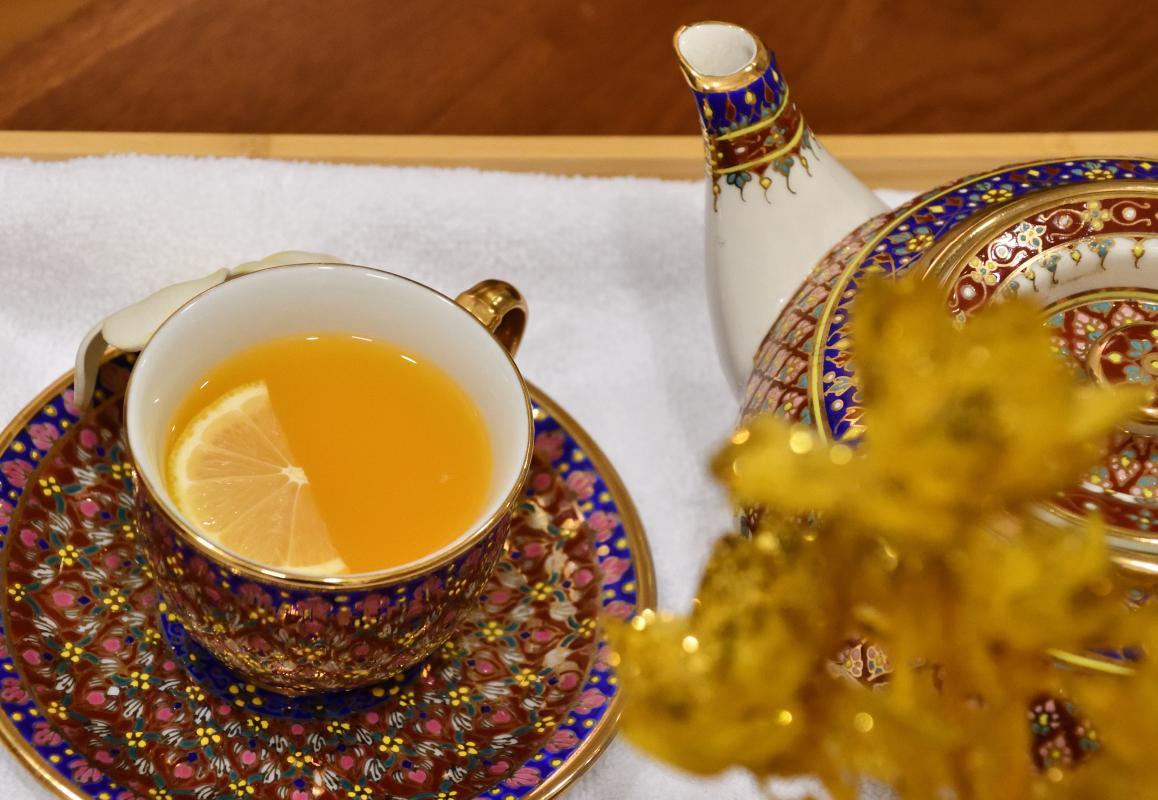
left=124, top=263, right=535, bottom=590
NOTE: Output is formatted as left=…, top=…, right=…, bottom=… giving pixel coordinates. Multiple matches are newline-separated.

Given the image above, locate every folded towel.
left=0, top=153, right=911, bottom=799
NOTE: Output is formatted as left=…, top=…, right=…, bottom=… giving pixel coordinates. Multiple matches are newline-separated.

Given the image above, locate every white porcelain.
left=706, top=151, right=887, bottom=391
left=675, top=21, right=887, bottom=392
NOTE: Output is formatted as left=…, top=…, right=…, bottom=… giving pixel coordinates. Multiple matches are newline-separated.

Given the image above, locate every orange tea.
left=164, top=333, right=493, bottom=575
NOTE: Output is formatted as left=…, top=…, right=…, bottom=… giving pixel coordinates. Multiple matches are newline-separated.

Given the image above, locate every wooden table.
left=0, top=131, right=1156, bottom=189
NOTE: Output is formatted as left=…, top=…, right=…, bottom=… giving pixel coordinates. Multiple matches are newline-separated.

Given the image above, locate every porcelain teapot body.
left=676, top=21, right=1158, bottom=557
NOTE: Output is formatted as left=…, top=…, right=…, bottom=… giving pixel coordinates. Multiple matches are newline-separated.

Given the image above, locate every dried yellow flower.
left=611, top=277, right=1158, bottom=799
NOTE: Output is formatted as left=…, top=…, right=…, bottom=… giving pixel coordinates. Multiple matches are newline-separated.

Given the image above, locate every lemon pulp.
left=167, top=381, right=346, bottom=576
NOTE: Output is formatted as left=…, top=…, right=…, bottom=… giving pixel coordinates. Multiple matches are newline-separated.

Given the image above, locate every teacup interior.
left=126, top=264, right=531, bottom=577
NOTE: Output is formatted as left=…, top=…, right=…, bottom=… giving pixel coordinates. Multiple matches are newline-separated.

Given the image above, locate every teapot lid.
left=742, top=157, right=1158, bottom=558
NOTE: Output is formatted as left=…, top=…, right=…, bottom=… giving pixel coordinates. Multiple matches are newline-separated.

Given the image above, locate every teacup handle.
left=455, top=280, right=528, bottom=357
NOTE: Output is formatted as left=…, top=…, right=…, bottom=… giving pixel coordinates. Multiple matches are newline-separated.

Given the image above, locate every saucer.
left=0, top=354, right=655, bottom=800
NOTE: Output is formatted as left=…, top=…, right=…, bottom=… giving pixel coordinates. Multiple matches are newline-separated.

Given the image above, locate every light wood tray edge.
left=0, top=131, right=1156, bottom=189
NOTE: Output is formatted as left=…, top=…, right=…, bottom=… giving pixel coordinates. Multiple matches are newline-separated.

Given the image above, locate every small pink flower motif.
left=19, top=528, right=37, bottom=547
left=292, top=792, right=310, bottom=800
left=565, top=470, right=597, bottom=500
left=534, top=430, right=565, bottom=461
left=29, top=423, right=61, bottom=451
left=586, top=510, right=619, bottom=542
left=530, top=471, right=552, bottom=492
left=62, top=390, right=81, bottom=417
left=576, top=687, right=608, bottom=713
left=1, top=459, right=34, bottom=488
left=1, top=677, right=28, bottom=704
left=78, top=428, right=99, bottom=449
left=417, top=575, right=443, bottom=599
left=604, top=600, right=633, bottom=620
left=298, top=596, right=332, bottom=618
left=545, top=727, right=579, bottom=753
left=404, top=594, right=427, bottom=620
left=188, top=556, right=213, bottom=577
left=77, top=497, right=100, bottom=518
left=174, top=763, right=194, bottom=779
left=596, top=641, right=612, bottom=662
left=242, top=750, right=258, bottom=765
left=68, top=758, right=103, bottom=784
left=361, top=593, right=387, bottom=615
left=1070, top=311, right=1106, bottom=341
left=32, top=720, right=62, bottom=746
left=0, top=499, right=11, bottom=526
left=52, top=591, right=74, bottom=608
left=503, top=767, right=542, bottom=788
left=522, top=542, right=544, bottom=558
left=600, top=556, right=628, bottom=585
left=239, top=583, right=273, bottom=607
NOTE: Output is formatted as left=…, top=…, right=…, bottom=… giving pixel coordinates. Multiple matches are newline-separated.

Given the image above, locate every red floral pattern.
left=742, top=211, right=894, bottom=426
left=949, top=197, right=1158, bottom=315
left=0, top=376, right=636, bottom=799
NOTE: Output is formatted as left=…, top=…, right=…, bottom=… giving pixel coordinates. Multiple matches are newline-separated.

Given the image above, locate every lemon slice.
left=168, top=381, right=347, bottom=576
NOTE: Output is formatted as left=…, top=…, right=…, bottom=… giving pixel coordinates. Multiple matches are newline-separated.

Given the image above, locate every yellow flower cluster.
left=610, top=279, right=1158, bottom=799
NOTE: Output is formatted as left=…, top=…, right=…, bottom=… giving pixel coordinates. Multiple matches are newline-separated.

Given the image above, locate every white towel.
left=0, top=154, right=911, bottom=799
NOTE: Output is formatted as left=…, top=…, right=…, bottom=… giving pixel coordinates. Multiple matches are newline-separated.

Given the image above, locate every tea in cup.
left=127, top=264, right=532, bottom=694
left=164, top=333, right=494, bottom=575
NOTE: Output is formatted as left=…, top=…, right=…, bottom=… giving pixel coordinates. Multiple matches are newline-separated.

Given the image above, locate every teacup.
left=126, top=264, right=532, bottom=694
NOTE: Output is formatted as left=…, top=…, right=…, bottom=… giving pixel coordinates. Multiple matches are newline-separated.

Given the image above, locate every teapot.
left=675, top=21, right=1158, bottom=564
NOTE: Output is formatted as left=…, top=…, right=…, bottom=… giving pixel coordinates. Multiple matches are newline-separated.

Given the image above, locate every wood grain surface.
left=0, top=0, right=1155, bottom=136
left=3, top=131, right=1156, bottom=190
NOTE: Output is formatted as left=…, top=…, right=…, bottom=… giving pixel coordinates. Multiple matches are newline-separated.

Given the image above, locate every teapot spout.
left=675, top=22, right=889, bottom=393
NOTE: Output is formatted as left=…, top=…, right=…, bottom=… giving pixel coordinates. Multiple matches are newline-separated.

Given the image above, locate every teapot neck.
left=673, top=21, right=890, bottom=393
left=674, top=23, right=809, bottom=205
left=675, top=23, right=785, bottom=134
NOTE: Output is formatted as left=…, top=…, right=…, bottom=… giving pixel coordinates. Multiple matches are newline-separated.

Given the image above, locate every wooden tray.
left=0, top=131, right=1155, bottom=190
